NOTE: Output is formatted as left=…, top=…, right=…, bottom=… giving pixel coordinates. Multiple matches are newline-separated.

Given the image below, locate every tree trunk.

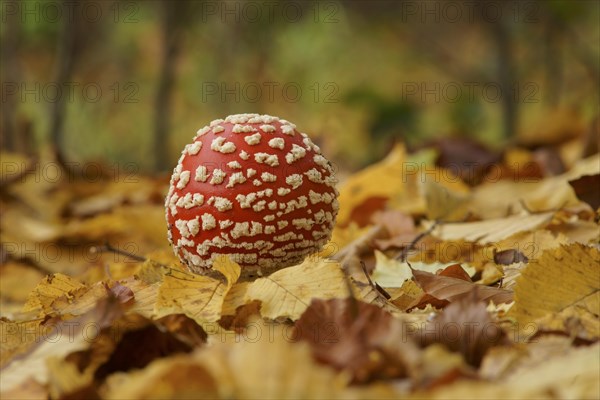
left=153, top=1, right=183, bottom=173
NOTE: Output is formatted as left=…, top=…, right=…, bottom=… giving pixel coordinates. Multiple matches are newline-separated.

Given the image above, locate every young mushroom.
left=165, top=113, right=339, bottom=276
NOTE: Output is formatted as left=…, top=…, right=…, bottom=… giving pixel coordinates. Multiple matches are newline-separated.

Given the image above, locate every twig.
left=90, top=241, right=148, bottom=263
left=360, top=260, right=390, bottom=300
left=341, top=263, right=360, bottom=320
left=396, top=220, right=440, bottom=262
left=333, top=225, right=385, bottom=265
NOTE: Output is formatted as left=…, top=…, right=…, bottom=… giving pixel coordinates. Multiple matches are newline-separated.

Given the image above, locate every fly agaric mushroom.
left=165, top=113, right=339, bottom=275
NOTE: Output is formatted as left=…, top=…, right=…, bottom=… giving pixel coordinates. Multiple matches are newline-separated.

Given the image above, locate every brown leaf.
left=294, top=298, right=420, bottom=383
left=218, top=300, right=262, bottom=332
left=155, top=314, right=208, bottom=348
left=93, top=318, right=195, bottom=381
left=0, top=296, right=125, bottom=392
left=190, top=319, right=368, bottom=399
left=372, top=210, right=418, bottom=249
left=494, top=249, right=529, bottom=265
left=417, top=292, right=508, bottom=367
left=568, top=174, right=600, bottom=209
left=106, top=282, right=135, bottom=305
left=430, top=137, right=501, bottom=186
left=438, top=264, right=472, bottom=281
left=409, top=268, right=513, bottom=309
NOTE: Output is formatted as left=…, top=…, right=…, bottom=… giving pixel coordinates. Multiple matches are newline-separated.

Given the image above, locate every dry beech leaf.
left=46, top=312, right=207, bottom=399
left=102, top=355, right=218, bottom=399
left=372, top=209, right=419, bottom=250
left=245, top=257, right=349, bottom=320
left=463, top=154, right=600, bottom=220
left=423, top=342, right=600, bottom=399
left=153, top=255, right=241, bottom=326
left=0, top=262, right=46, bottom=305
left=336, top=143, right=407, bottom=227
left=416, top=292, right=508, bottom=367
left=372, top=250, right=475, bottom=288
left=493, top=249, right=528, bottom=265
left=410, top=268, right=513, bottom=308
left=218, top=300, right=262, bottom=332
left=413, top=344, right=469, bottom=390
left=510, top=243, right=600, bottom=339
left=568, top=173, right=600, bottom=209
left=547, top=218, right=600, bottom=245
left=0, top=376, right=47, bottom=400
left=421, top=176, right=471, bottom=221
left=326, top=222, right=374, bottom=257
left=92, top=317, right=196, bottom=381
left=192, top=319, right=384, bottom=399
left=493, top=229, right=569, bottom=262
left=430, top=212, right=554, bottom=244
left=0, top=319, right=48, bottom=369
left=0, top=297, right=125, bottom=393
left=123, top=278, right=160, bottom=319
left=22, top=273, right=86, bottom=315
left=294, top=298, right=421, bottom=383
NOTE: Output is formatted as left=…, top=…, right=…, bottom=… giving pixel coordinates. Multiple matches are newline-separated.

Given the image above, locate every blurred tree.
left=0, top=7, right=21, bottom=152
left=345, top=87, right=417, bottom=163
left=154, top=0, right=198, bottom=172
left=48, top=0, right=80, bottom=164
left=47, top=0, right=108, bottom=165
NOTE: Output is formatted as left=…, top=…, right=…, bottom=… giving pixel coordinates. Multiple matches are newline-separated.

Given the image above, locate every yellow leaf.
left=510, top=244, right=600, bottom=337
left=421, top=176, right=471, bottom=221
left=336, top=143, right=407, bottom=226
left=124, top=278, right=160, bottom=319
left=372, top=250, right=475, bottom=288
left=493, top=229, right=569, bottom=261
left=221, top=282, right=250, bottom=316
left=22, top=274, right=86, bottom=316
left=102, top=355, right=218, bottom=399
left=424, top=343, right=599, bottom=399
left=154, top=256, right=241, bottom=326
left=430, top=212, right=554, bottom=244
left=245, top=257, right=349, bottom=320
left=195, top=320, right=361, bottom=399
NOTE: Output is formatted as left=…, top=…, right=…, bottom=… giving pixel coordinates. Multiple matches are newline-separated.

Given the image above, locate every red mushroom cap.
left=165, top=113, right=339, bottom=274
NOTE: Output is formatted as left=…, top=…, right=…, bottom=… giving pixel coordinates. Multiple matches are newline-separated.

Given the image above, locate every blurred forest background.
left=1, top=0, right=599, bottom=172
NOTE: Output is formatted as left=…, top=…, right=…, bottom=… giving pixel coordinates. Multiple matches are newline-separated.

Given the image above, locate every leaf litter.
left=1, top=146, right=599, bottom=398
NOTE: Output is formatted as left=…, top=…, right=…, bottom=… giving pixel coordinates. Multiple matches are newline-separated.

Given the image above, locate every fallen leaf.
left=0, top=261, right=46, bottom=305
left=245, top=257, right=349, bottom=320
left=0, top=296, right=125, bottom=392
left=493, top=229, right=568, bottom=262
left=336, top=143, right=407, bottom=227
left=430, top=212, right=554, bottom=244
left=102, top=355, right=218, bottom=399
left=568, top=174, right=600, bottom=209
left=510, top=243, right=600, bottom=339
left=153, top=255, right=241, bottom=327
left=191, top=319, right=382, bottom=399
left=0, top=376, right=47, bottom=400
left=372, top=250, right=474, bottom=288
left=372, top=210, right=418, bottom=250
left=409, top=269, right=513, bottom=308
left=423, top=342, right=600, bottom=399
left=22, top=273, right=87, bottom=316
left=416, top=292, right=508, bottom=367
left=421, top=176, right=471, bottom=221
left=295, top=298, right=421, bottom=383
left=493, top=249, right=528, bottom=265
